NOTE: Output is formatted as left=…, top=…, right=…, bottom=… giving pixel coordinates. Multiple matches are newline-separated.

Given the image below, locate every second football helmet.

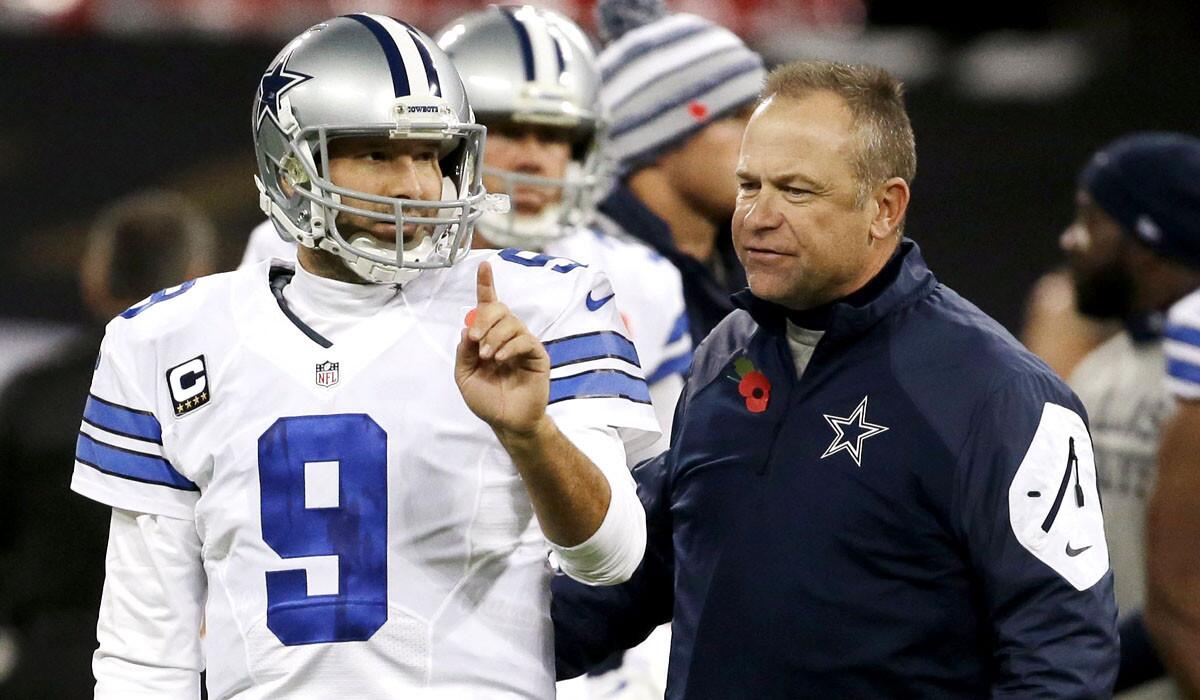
left=253, top=14, right=507, bottom=284
left=436, top=6, right=606, bottom=249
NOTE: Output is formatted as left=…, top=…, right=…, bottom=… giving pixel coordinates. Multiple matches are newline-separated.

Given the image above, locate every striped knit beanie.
left=597, top=0, right=765, bottom=175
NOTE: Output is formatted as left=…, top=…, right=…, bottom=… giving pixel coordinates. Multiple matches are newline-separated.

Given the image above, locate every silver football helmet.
left=253, top=14, right=508, bottom=284
left=436, top=6, right=606, bottom=249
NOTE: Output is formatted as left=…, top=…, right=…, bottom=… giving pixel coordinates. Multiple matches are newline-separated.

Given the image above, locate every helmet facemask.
left=252, top=16, right=509, bottom=285
left=436, top=5, right=609, bottom=251
left=475, top=125, right=609, bottom=249
left=259, top=116, right=506, bottom=285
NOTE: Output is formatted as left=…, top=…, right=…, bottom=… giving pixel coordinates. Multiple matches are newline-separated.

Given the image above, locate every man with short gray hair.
left=553, top=59, right=1120, bottom=698
left=760, top=60, right=916, bottom=210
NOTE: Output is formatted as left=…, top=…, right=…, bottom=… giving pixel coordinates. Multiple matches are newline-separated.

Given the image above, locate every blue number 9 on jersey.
left=258, top=414, right=388, bottom=645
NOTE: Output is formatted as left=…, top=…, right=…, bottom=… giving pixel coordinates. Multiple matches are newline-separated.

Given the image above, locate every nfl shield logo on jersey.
left=315, top=361, right=339, bottom=388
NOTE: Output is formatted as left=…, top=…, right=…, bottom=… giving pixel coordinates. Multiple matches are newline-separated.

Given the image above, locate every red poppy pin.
left=730, top=356, right=771, bottom=413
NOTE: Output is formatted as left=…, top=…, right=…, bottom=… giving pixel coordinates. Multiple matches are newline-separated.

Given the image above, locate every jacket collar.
left=597, top=181, right=677, bottom=253
left=732, top=239, right=938, bottom=341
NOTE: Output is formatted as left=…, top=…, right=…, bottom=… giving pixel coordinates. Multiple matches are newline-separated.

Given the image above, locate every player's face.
left=482, top=124, right=572, bottom=216
left=326, top=135, right=444, bottom=248
left=661, top=107, right=751, bottom=222
left=1061, top=191, right=1136, bottom=319
left=732, top=92, right=879, bottom=310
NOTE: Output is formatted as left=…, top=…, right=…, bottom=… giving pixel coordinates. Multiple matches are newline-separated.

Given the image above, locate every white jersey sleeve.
left=545, top=230, right=692, bottom=458
left=639, top=283, right=692, bottom=389
left=71, top=296, right=200, bottom=520
left=501, top=252, right=662, bottom=453
left=487, top=249, right=657, bottom=583
left=1165, top=289, right=1200, bottom=400
left=94, top=509, right=206, bottom=699
left=547, top=229, right=692, bottom=388
left=549, top=424, right=646, bottom=586
left=239, top=220, right=298, bottom=269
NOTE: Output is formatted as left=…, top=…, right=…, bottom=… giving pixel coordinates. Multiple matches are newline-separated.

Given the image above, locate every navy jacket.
left=554, top=241, right=1120, bottom=698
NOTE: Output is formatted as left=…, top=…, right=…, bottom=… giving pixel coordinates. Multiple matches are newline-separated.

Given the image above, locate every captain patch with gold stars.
left=166, top=355, right=210, bottom=417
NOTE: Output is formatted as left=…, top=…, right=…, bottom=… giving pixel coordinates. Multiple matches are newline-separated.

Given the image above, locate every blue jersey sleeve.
left=955, top=371, right=1119, bottom=697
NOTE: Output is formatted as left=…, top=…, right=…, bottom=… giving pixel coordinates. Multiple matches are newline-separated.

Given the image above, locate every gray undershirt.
left=786, top=320, right=825, bottom=378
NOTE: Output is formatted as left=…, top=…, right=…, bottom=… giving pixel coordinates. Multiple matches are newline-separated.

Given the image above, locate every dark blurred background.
left=0, top=0, right=1198, bottom=367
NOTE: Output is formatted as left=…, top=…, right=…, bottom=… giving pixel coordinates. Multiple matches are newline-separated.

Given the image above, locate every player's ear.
left=869, top=177, right=909, bottom=241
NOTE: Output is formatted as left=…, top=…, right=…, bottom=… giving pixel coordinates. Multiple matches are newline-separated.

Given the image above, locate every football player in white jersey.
left=435, top=7, right=690, bottom=465
left=435, top=8, right=681, bottom=699
left=245, top=7, right=692, bottom=466
left=72, top=15, right=656, bottom=699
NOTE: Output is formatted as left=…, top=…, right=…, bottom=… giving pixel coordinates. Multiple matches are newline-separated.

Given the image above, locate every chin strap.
left=474, top=163, right=581, bottom=249
left=343, top=234, right=429, bottom=286
left=477, top=203, right=569, bottom=249
left=342, top=257, right=421, bottom=286
left=256, top=173, right=510, bottom=285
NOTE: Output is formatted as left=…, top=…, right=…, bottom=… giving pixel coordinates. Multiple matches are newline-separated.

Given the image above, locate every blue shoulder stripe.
left=546, top=331, right=640, bottom=369
left=667, top=311, right=690, bottom=344
left=646, top=350, right=693, bottom=385
left=84, top=394, right=163, bottom=444
left=120, top=280, right=196, bottom=319
left=1168, top=358, right=1200, bottom=385
left=75, top=433, right=198, bottom=492
left=549, top=369, right=651, bottom=405
left=1166, top=324, right=1200, bottom=348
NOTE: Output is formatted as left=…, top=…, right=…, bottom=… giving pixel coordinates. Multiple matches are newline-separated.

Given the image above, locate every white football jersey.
left=72, top=251, right=658, bottom=699
left=1166, top=289, right=1200, bottom=400
left=240, top=222, right=298, bottom=269
left=1069, top=332, right=1171, bottom=622
left=546, top=228, right=691, bottom=391
left=241, top=222, right=693, bottom=433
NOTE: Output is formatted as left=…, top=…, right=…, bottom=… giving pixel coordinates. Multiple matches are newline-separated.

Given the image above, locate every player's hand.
left=455, top=261, right=551, bottom=436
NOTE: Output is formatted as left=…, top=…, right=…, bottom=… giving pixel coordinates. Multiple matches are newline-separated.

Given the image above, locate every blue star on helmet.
left=256, top=51, right=313, bottom=130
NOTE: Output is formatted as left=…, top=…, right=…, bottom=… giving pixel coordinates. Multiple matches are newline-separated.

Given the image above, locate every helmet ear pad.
left=439, top=140, right=468, bottom=192
left=273, top=144, right=320, bottom=216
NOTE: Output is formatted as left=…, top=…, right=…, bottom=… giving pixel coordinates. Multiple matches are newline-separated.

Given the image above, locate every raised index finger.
left=476, top=261, right=498, bottom=305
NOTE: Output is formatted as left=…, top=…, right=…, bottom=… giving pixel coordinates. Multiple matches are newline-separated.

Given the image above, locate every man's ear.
left=870, top=177, right=910, bottom=241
